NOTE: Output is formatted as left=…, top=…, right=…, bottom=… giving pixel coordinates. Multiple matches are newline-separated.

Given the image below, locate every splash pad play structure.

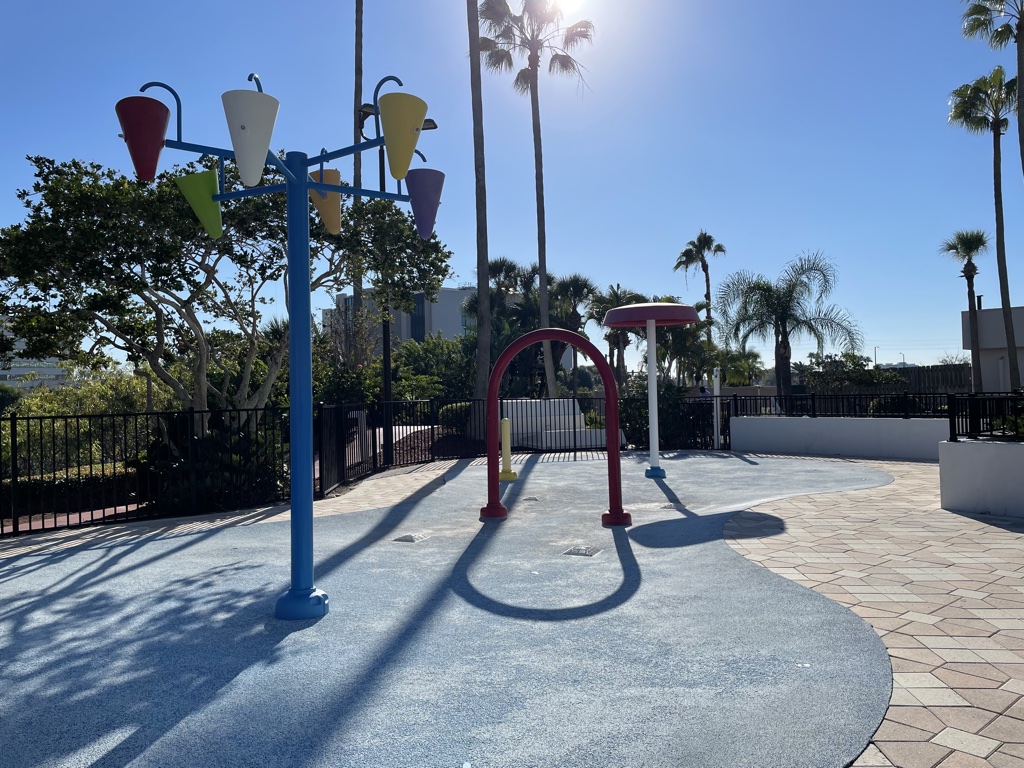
left=603, top=302, right=700, bottom=478
left=116, top=73, right=444, bottom=619
left=480, top=329, right=631, bottom=527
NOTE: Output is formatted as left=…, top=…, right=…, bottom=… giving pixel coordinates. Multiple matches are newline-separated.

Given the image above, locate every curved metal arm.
left=140, top=81, right=182, bottom=142
left=371, top=75, right=403, bottom=139
left=248, top=73, right=264, bottom=93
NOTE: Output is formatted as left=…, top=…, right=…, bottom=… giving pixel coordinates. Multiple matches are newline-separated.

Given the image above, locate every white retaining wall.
left=729, top=417, right=948, bottom=461
left=939, top=440, right=1024, bottom=517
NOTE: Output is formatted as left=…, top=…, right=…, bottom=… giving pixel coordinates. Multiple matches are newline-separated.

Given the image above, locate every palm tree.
left=674, top=230, right=726, bottom=344
left=466, top=0, right=492, bottom=400
left=550, top=272, right=598, bottom=388
left=962, top=2, right=1024, bottom=189
left=479, top=0, right=594, bottom=397
left=587, top=283, right=646, bottom=389
left=940, top=229, right=988, bottom=393
left=949, top=66, right=1021, bottom=390
left=716, top=252, right=862, bottom=400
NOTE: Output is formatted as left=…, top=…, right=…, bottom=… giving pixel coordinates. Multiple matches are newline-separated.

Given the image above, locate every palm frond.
left=548, top=52, right=581, bottom=77
left=484, top=47, right=516, bottom=73
left=563, top=20, right=595, bottom=48
left=479, top=0, right=514, bottom=32
left=513, top=67, right=532, bottom=95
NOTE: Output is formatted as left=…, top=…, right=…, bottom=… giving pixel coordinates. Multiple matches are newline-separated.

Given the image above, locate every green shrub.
left=868, top=394, right=919, bottom=416
left=438, top=402, right=471, bottom=434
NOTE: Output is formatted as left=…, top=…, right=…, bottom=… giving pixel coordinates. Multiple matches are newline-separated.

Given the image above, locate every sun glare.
left=555, top=0, right=585, bottom=15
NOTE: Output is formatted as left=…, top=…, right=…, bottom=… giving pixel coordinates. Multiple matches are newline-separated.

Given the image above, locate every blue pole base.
left=645, top=466, right=667, bottom=479
left=275, top=587, right=330, bottom=620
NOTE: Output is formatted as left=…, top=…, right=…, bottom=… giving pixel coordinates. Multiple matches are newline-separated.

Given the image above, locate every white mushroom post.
left=646, top=317, right=664, bottom=478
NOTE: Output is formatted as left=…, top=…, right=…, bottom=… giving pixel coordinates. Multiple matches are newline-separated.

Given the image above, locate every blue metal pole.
left=275, top=150, right=329, bottom=620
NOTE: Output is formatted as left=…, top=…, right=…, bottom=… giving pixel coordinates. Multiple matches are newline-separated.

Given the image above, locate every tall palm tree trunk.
left=966, top=266, right=984, bottom=393
left=992, top=125, right=1021, bottom=389
left=467, top=0, right=491, bottom=400
left=775, top=331, right=792, bottom=401
left=1017, top=17, right=1024, bottom=196
left=529, top=54, right=558, bottom=397
left=701, top=261, right=713, bottom=344
left=350, top=0, right=364, bottom=364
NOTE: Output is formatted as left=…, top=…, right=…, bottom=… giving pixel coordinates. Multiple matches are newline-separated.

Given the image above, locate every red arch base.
left=479, top=328, right=630, bottom=527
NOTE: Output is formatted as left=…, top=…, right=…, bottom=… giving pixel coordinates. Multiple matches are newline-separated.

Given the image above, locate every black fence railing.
left=725, top=392, right=949, bottom=419
left=1, top=408, right=289, bottom=538
left=946, top=392, right=1024, bottom=442
left=1, top=391, right=971, bottom=538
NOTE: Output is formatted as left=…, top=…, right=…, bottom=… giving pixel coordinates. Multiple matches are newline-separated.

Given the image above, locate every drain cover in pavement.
left=393, top=533, right=430, bottom=543
left=563, top=545, right=602, bottom=557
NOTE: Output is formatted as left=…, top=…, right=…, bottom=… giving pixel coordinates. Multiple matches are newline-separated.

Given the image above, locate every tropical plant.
left=587, top=283, right=646, bottom=389
left=479, top=0, right=594, bottom=397
left=939, top=229, right=988, bottom=392
left=962, top=2, right=1024, bottom=189
left=717, top=345, right=765, bottom=387
left=467, top=0, right=493, bottom=399
left=674, top=230, right=726, bottom=344
left=716, top=252, right=863, bottom=400
left=949, top=66, right=1021, bottom=390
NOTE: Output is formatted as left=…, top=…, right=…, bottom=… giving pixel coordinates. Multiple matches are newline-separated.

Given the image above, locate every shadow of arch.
left=628, top=511, right=786, bottom=550
left=449, top=524, right=640, bottom=621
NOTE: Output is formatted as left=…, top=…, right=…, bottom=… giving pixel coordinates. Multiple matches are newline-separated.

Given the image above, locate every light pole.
left=874, top=346, right=878, bottom=367
left=901, top=352, right=906, bottom=366
left=116, top=73, right=443, bottom=620
left=359, top=83, right=438, bottom=468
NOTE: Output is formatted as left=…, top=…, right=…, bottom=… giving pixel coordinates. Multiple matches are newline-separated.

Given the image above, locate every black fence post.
left=947, top=393, right=958, bottom=442
left=967, top=392, right=980, bottom=438
left=372, top=404, right=380, bottom=473
left=430, top=399, right=437, bottom=463
left=9, top=413, right=18, bottom=536
left=903, top=390, right=911, bottom=419
left=188, top=407, right=197, bottom=515
left=811, top=392, right=817, bottom=418
left=314, top=402, right=323, bottom=500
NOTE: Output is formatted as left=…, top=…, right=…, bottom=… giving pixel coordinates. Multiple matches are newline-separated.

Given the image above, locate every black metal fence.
left=724, top=391, right=949, bottom=419
left=946, top=392, right=1024, bottom=442
left=1, top=408, right=289, bottom=538
left=0, top=391, right=971, bottom=539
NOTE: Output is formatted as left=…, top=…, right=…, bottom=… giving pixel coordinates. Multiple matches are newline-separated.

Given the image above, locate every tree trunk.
left=467, top=0, right=491, bottom=401
left=966, top=266, right=984, bottom=393
left=992, top=123, right=1021, bottom=389
left=774, top=331, right=792, bottom=401
left=1017, top=21, right=1024, bottom=208
left=351, top=0, right=364, bottom=364
left=529, top=54, right=557, bottom=397
left=702, top=260, right=712, bottom=344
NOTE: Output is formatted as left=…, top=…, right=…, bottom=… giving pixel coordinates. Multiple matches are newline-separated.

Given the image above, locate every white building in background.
left=0, top=337, right=67, bottom=388
left=324, top=287, right=476, bottom=353
left=962, top=305, right=1024, bottom=392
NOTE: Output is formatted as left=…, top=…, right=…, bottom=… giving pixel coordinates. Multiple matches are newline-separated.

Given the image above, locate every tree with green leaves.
left=716, top=252, right=863, bottom=400
left=0, top=156, right=451, bottom=412
left=674, top=230, right=726, bottom=344
left=802, top=351, right=904, bottom=393
left=949, top=66, right=1020, bottom=390
left=479, top=0, right=594, bottom=397
left=939, top=229, right=989, bottom=392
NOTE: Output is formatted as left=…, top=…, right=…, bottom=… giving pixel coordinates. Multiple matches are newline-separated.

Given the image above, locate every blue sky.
left=1, top=0, right=1021, bottom=373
